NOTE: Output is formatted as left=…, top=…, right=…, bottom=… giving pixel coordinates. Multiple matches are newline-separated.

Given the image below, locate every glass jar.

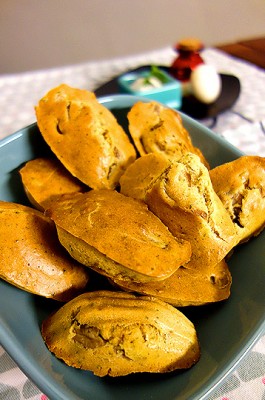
left=170, top=38, right=204, bottom=82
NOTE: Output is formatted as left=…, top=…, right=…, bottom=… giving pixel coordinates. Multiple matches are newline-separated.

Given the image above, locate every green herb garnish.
left=143, top=65, right=169, bottom=85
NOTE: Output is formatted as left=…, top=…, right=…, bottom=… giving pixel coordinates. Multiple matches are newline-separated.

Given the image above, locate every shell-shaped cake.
left=41, top=291, right=200, bottom=376
left=35, top=84, right=136, bottom=189
left=0, top=201, right=89, bottom=301
left=46, top=189, right=191, bottom=283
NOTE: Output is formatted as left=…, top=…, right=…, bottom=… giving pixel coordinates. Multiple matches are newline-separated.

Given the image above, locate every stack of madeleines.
left=1, top=84, right=264, bottom=377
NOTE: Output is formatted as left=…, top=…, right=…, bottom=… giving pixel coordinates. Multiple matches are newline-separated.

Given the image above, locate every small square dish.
left=0, top=94, right=264, bottom=400
left=117, top=67, right=182, bottom=109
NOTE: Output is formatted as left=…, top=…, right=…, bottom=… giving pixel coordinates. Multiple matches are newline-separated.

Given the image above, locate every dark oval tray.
left=95, top=65, right=240, bottom=120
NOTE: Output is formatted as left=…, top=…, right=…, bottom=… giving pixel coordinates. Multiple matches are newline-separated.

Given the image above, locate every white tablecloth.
left=0, top=46, right=264, bottom=400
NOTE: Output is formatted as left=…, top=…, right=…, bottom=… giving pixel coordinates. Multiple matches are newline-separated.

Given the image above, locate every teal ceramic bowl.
left=0, top=94, right=264, bottom=400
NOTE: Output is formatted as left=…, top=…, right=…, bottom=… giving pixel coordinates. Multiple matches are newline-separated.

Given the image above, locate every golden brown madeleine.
left=20, top=157, right=87, bottom=211
left=120, top=152, right=237, bottom=270
left=41, top=291, right=200, bottom=376
left=46, top=190, right=191, bottom=283
left=210, top=155, right=265, bottom=243
left=35, top=84, right=136, bottom=189
left=111, top=259, right=232, bottom=307
left=119, top=152, right=170, bottom=201
left=0, top=201, right=89, bottom=301
left=127, top=100, right=209, bottom=168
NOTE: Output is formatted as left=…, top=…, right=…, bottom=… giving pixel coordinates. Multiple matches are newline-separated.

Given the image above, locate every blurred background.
left=1, top=0, right=265, bottom=74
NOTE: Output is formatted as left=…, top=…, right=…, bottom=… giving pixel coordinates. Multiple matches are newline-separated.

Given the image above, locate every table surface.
left=0, top=44, right=264, bottom=400
left=217, top=37, right=265, bottom=69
